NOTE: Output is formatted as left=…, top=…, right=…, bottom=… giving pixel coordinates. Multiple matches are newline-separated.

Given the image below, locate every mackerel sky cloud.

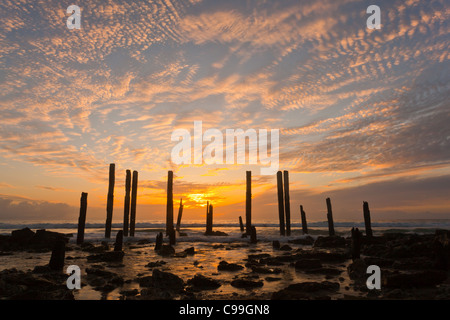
left=0, top=0, right=449, bottom=221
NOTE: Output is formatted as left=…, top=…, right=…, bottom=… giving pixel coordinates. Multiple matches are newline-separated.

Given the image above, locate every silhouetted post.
left=123, top=170, right=131, bottom=236
left=176, top=199, right=183, bottom=232
left=129, top=170, right=138, bottom=237
left=166, top=171, right=174, bottom=235
left=49, top=240, right=65, bottom=271
left=245, top=171, right=252, bottom=234
left=155, top=232, right=163, bottom=251
left=169, top=227, right=176, bottom=245
left=239, top=216, right=245, bottom=232
left=300, top=205, right=308, bottom=235
left=105, top=163, right=115, bottom=238
left=277, top=171, right=285, bottom=236
left=326, top=197, right=335, bottom=236
left=250, top=226, right=257, bottom=244
left=351, top=227, right=362, bottom=260
left=114, top=230, right=123, bottom=252
left=283, top=171, right=291, bottom=236
left=206, top=204, right=213, bottom=234
left=363, top=201, right=373, bottom=238
left=77, top=192, right=88, bottom=245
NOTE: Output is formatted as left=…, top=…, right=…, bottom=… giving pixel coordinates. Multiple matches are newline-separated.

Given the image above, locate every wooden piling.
left=277, top=171, right=285, bottom=236
left=76, top=192, right=88, bottom=245
left=105, top=163, right=115, bottom=239
left=155, top=232, right=163, bottom=251
left=363, top=201, right=373, bottom=238
left=300, top=205, right=308, bottom=235
left=326, top=197, right=335, bottom=236
left=250, top=226, right=257, bottom=244
left=239, top=216, right=245, bottom=232
left=123, top=170, right=131, bottom=237
left=176, top=198, right=183, bottom=232
left=283, top=171, right=291, bottom=236
left=169, top=227, right=176, bottom=245
left=114, top=230, right=123, bottom=252
left=129, top=170, right=138, bottom=237
left=245, top=171, right=252, bottom=235
left=351, top=227, right=362, bottom=260
left=49, top=240, right=65, bottom=271
left=166, top=171, right=174, bottom=235
left=206, top=203, right=213, bottom=234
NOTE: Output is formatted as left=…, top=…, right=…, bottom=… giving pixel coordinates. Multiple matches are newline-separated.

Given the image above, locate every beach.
left=1, top=220, right=450, bottom=300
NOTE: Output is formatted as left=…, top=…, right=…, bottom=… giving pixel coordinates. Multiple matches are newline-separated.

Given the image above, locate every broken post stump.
left=250, top=226, right=257, bottom=244
left=239, top=216, right=245, bottom=232
left=129, top=170, right=138, bottom=237
left=283, top=170, right=291, bottom=236
left=363, top=201, right=373, bottom=238
left=105, top=163, right=115, bottom=238
left=49, top=240, right=65, bottom=271
left=114, top=230, right=123, bottom=252
left=155, top=232, right=163, bottom=251
left=176, top=198, right=183, bottom=232
left=277, top=171, right=285, bottom=236
left=169, top=227, right=176, bottom=245
left=123, top=170, right=131, bottom=237
left=351, top=227, right=362, bottom=260
left=76, top=192, right=88, bottom=245
left=246, top=171, right=252, bottom=235
left=166, top=171, right=174, bottom=235
left=300, top=205, right=308, bottom=235
left=326, top=197, right=335, bottom=236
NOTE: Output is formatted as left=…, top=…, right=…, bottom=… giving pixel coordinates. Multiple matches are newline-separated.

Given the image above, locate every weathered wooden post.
left=123, top=170, right=131, bottom=236
left=105, top=163, right=115, bottom=238
left=155, top=232, right=163, bottom=251
left=49, top=240, right=65, bottom=271
left=176, top=198, right=183, bottom=232
left=169, top=227, right=176, bottom=245
left=277, top=171, right=285, bottom=236
left=206, top=203, right=213, bottom=234
left=300, top=205, right=308, bottom=235
left=239, top=216, right=245, bottom=232
left=77, top=192, right=88, bottom=245
left=250, top=226, right=257, bottom=244
left=114, top=230, right=123, bottom=252
left=283, top=170, right=291, bottom=236
left=245, top=171, right=252, bottom=235
left=351, top=227, right=362, bottom=260
left=326, top=197, right=335, bottom=236
left=363, top=201, right=373, bottom=238
left=166, top=171, right=174, bottom=235
left=129, top=170, right=138, bottom=237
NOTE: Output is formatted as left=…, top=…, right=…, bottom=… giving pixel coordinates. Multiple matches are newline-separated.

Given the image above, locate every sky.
left=0, top=0, right=449, bottom=223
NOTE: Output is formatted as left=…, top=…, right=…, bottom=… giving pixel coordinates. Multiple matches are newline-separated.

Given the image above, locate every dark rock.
left=383, top=270, right=448, bottom=288
left=347, top=259, right=368, bottom=281
left=145, top=261, right=167, bottom=268
left=313, top=236, right=347, bottom=248
left=294, top=259, right=322, bottom=269
left=152, top=269, right=184, bottom=290
left=157, top=245, right=175, bottom=256
left=218, top=260, right=244, bottom=271
left=363, top=257, right=394, bottom=267
left=11, top=228, right=35, bottom=242
left=272, top=281, right=340, bottom=300
left=288, top=236, right=315, bottom=245
left=248, top=253, right=271, bottom=260
left=279, top=245, right=292, bottom=251
left=265, top=277, right=282, bottom=282
left=250, top=266, right=282, bottom=274
left=304, top=267, right=342, bottom=276
left=272, top=241, right=280, bottom=249
left=187, top=274, right=221, bottom=290
left=184, top=247, right=195, bottom=255
left=138, top=276, right=153, bottom=287
left=231, top=278, right=263, bottom=289
left=204, top=230, right=229, bottom=236
left=87, top=251, right=124, bottom=262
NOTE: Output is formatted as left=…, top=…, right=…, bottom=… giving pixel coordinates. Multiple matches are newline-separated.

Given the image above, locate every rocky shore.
left=1, top=227, right=449, bottom=300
